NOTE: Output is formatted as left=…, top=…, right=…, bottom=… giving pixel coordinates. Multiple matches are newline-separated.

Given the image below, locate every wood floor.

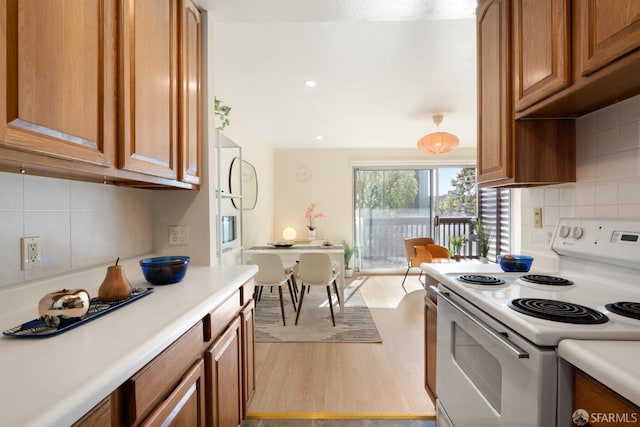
left=246, top=273, right=435, bottom=419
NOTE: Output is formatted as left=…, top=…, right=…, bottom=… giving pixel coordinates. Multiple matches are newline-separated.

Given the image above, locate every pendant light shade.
left=417, top=114, right=459, bottom=154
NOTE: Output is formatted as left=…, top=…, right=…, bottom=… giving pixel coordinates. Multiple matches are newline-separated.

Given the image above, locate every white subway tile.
left=576, top=205, right=596, bottom=218
left=594, top=103, right=619, bottom=131
left=576, top=156, right=598, bottom=181
left=543, top=206, right=559, bottom=227
left=619, top=94, right=640, bottom=124
left=530, top=188, right=544, bottom=206
left=595, top=127, right=619, bottom=156
left=577, top=132, right=597, bottom=160
left=70, top=181, right=109, bottom=212
left=619, top=121, right=640, bottom=151
left=0, top=171, right=24, bottom=211
left=558, top=206, right=576, bottom=219
left=618, top=205, right=640, bottom=220
left=24, top=175, right=70, bottom=211
left=576, top=113, right=597, bottom=136
left=596, top=151, right=640, bottom=180
left=618, top=178, right=640, bottom=205
left=595, top=181, right=619, bottom=205
left=558, top=186, right=576, bottom=206
left=576, top=182, right=596, bottom=205
left=0, top=212, right=24, bottom=286
left=544, top=188, right=559, bottom=207
left=594, top=205, right=618, bottom=219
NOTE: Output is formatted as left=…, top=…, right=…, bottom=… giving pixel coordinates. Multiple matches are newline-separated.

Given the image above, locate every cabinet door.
left=579, top=0, right=640, bottom=76
left=141, top=360, right=206, bottom=427
left=513, top=0, right=571, bottom=111
left=205, top=317, right=243, bottom=427
left=0, top=0, right=117, bottom=167
left=179, top=0, right=202, bottom=185
left=477, top=0, right=513, bottom=183
left=241, top=300, right=256, bottom=415
left=120, top=0, right=178, bottom=179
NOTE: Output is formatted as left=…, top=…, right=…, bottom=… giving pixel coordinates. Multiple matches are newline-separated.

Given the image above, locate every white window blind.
left=479, top=188, right=511, bottom=260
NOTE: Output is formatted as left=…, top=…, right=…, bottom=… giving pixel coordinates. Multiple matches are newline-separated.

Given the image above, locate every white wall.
left=519, top=93, right=640, bottom=264
left=272, top=147, right=477, bottom=246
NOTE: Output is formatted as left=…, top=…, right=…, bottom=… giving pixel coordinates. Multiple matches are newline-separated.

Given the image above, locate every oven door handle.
left=430, top=286, right=530, bottom=359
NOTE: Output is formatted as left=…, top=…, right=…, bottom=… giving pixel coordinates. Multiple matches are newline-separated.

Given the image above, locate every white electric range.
left=427, top=218, right=640, bottom=427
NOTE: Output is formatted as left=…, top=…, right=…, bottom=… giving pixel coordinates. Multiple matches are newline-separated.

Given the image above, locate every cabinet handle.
left=430, top=286, right=530, bottom=359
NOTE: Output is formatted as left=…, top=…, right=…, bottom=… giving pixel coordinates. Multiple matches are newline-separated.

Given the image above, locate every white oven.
left=433, top=283, right=559, bottom=427
left=426, top=219, right=640, bottom=427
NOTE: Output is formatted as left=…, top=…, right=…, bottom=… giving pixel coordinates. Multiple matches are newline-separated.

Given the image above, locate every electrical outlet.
left=545, top=230, right=554, bottom=248
left=533, top=207, right=543, bottom=228
left=169, top=226, right=189, bottom=246
left=21, top=236, right=42, bottom=270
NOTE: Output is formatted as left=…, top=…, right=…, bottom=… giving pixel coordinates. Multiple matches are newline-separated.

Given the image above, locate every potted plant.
left=342, top=240, right=354, bottom=278
left=449, top=236, right=464, bottom=262
left=214, top=97, right=232, bottom=131
left=472, top=219, right=491, bottom=263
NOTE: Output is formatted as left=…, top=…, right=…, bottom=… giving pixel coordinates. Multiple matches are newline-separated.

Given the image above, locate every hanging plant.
left=214, top=97, right=232, bottom=131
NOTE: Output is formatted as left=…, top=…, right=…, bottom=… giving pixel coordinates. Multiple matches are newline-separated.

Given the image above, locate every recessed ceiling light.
left=315, top=135, right=323, bottom=140
left=304, top=80, right=317, bottom=88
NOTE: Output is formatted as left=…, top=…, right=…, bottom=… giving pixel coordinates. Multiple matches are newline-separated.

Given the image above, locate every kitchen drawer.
left=123, top=322, right=204, bottom=425
left=240, top=279, right=255, bottom=305
left=72, top=396, right=111, bottom=427
left=203, top=289, right=240, bottom=342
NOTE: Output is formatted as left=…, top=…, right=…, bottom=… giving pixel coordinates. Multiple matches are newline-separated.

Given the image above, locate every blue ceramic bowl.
left=140, top=256, right=190, bottom=285
left=497, top=255, right=534, bottom=272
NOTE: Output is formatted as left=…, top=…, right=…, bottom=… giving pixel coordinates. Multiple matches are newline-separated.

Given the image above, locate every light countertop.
left=0, top=255, right=257, bottom=427
left=558, top=339, right=640, bottom=407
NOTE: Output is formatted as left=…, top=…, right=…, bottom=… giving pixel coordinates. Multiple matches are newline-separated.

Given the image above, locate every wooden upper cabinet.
left=579, top=0, right=640, bottom=76
left=513, top=0, right=571, bottom=111
left=120, top=0, right=178, bottom=180
left=477, top=0, right=512, bottom=184
left=179, top=0, right=202, bottom=185
left=0, top=0, right=117, bottom=167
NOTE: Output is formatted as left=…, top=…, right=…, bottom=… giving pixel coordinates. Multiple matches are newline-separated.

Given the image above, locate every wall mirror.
left=229, top=157, right=258, bottom=210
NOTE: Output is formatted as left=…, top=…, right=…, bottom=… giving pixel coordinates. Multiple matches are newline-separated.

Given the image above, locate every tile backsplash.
left=521, top=93, right=640, bottom=252
left=0, top=173, right=153, bottom=286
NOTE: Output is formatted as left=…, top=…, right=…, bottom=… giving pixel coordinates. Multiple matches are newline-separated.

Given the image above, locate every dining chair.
left=251, top=253, right=297, bottom=326
left=295, top=252, right=339, bottom=326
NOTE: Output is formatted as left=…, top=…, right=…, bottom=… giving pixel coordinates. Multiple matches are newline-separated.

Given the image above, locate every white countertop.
left=558, top=340, right=640, bottom=407
left=0, top=255, right=257, bottom=427
left=420, top=260, right=503, bottom=278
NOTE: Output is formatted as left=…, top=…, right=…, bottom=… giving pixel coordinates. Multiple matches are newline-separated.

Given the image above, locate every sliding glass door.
left=353, top=166, right=477, bottom=271
left=354, top=167, right=433, bottom=270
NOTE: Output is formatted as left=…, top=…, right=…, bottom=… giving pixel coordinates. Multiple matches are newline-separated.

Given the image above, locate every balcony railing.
left=356, top=215, right=478, bottom=270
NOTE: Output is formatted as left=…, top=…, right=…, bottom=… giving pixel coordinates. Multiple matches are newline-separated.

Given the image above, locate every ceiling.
left=208, top=0, right=478, bottom=150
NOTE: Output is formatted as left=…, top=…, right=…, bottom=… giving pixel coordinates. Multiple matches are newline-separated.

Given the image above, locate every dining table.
left=244, top=243, right=346, bottom=315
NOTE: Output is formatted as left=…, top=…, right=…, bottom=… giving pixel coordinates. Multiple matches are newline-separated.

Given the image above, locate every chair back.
left=403, top=237, right=434, bottom=262
left=251, top=253, right=288, bottom=286
left=298, top=253, right=335, bottom=285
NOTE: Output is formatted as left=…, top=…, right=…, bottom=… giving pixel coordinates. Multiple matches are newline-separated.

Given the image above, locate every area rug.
left=254, top=279, right=382, bottom=343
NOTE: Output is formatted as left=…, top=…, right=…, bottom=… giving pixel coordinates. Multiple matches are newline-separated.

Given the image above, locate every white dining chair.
left=295, top=252, right=339, bottom=326
left=251, top=253, right=297, bottom=326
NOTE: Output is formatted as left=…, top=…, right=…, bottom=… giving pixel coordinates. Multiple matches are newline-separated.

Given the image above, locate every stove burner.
left=519, top=274, right=574, bottom=286
left=605, top=302, right=640, bottom=321
left=457, top=274, right=505, bottom=286
left=508, top=298, right=608, bottom=324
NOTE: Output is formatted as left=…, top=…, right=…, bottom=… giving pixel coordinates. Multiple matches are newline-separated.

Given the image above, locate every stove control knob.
left=571, top=226, right=584, bottom=239
left=559, top=225, right=570, bottom=238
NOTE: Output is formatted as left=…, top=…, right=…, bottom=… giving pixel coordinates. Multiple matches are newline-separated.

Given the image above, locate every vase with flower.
left=305, top=202, right=326, bottom=239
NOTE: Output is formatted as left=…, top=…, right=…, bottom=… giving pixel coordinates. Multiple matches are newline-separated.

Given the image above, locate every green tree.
left=438, top=167, right=476, bottom=216
left=355, top=170, right=418, bottom=209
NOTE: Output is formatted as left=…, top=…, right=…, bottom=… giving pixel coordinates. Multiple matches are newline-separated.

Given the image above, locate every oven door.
left=433, top=284, right=558, bottom=427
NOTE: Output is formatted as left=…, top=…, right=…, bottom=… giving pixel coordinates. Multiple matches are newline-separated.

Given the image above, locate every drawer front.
left=240, top=279, right=255, bottom=305
left=124, top=322, right=204, bottom=424
left=203, top=289, right=240, bottom=342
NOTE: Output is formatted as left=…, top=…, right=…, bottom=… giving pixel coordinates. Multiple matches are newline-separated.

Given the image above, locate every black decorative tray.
left=3, top=287, right=153, bottom=338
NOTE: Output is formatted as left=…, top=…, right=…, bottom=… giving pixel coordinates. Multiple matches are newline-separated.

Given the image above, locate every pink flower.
left=305, top=203, right=326, bottom=230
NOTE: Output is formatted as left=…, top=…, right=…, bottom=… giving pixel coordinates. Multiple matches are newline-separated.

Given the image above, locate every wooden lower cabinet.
left=424, top=289, right=437, bottom=403
left=72, top=281, right=256, bottom=427
left=241, top=300, right=256, bottom=415
left=205, top=316, right=243, bottom=427
left=574, top=369, right=640, bottom=427
left=141, top=360, right=206, bottom=427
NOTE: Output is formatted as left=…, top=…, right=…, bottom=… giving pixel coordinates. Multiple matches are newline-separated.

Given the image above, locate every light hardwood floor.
left=246, top=273, right=435, bottom=419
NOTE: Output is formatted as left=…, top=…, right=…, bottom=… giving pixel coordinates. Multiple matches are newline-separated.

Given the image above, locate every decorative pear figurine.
left=98, top=258, right=132, bottom=302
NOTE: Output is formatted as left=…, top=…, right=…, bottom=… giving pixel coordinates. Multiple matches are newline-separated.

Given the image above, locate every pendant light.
left=417, top=114, right=459, bottom=154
